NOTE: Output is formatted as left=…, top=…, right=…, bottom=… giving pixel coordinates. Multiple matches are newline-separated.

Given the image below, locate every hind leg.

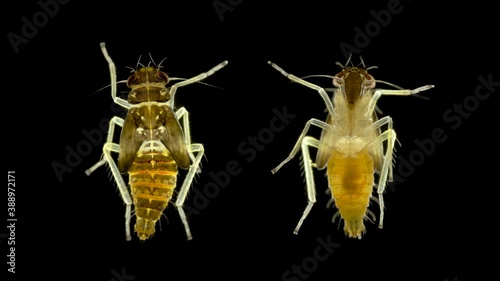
left=173, top=107, right=203, bottom=240
left=365, top=116, right=397, bottom=229
left=175, top=143, right=205, bottom=240
left=294, top=136, right=321, bottom=235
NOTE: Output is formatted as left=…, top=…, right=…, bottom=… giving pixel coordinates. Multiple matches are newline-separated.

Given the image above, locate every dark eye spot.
left=157, top=71, right=169, bottom=83
left=126, top=74, right=139, bottom=87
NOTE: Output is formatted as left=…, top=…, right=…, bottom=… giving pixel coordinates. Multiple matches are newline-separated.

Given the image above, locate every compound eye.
left=363, top=73, right=376, bottom=88
left=366, top=79, right=376, bottom=88
left=362, top=79, right=374, bottom=88
left=333, top=76, right=344, bottom=87
left=126, top=74, right=139, bottom=87
left=157, top=71, right=169, bottom=84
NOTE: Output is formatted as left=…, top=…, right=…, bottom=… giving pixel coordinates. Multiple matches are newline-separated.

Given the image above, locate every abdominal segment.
left=128, top=151, right=178, bottom=240
left=327, top=149, right=374, bottom=239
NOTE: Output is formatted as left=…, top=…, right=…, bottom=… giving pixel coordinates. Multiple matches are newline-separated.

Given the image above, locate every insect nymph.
left=86, top=42, right=228, bottom=241
left=268, top=57, right=434, bottom=239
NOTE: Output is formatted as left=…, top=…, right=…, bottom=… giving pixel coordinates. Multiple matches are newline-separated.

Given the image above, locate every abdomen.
left=327, top=149, right=374, bottom=239
left=128, top=150, right=178, bottom=240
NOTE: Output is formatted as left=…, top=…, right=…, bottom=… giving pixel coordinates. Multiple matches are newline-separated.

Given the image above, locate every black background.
left=5, top=1, right=498, bottom=280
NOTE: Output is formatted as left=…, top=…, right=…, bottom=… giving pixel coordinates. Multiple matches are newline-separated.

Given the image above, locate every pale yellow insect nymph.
left=269, top=57, right=434, bottom=239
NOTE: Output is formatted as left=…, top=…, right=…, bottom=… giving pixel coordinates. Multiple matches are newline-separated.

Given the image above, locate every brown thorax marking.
left=126, top=67, right=171, bottom=103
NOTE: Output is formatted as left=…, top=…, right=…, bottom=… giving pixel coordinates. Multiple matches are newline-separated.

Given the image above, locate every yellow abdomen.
left=128, top=152, right=178, bottom=240
left=327, top=149, right=374, bottom=239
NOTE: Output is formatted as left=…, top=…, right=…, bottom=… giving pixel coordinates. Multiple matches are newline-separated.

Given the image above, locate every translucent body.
left=319, top=70, right=380, bottom=238
left=269, top=59, right=434, bottom=239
